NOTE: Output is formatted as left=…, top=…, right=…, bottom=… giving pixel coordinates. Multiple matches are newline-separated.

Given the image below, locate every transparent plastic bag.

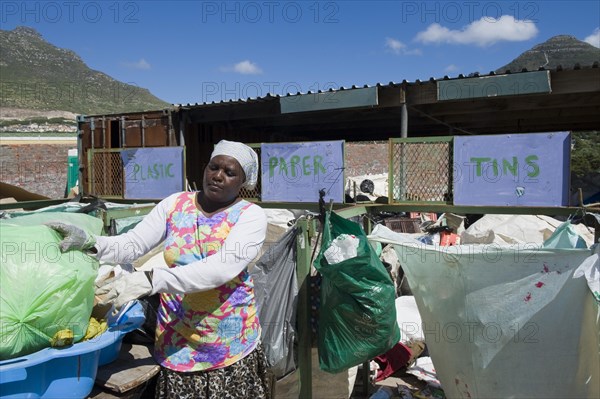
left=0, top=213, right=102, bottom=360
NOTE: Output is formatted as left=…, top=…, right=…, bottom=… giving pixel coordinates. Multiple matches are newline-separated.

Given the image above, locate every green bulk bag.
left=0, top=212, right=102, bottom=360
left=314, top=211, right=401, bottom=373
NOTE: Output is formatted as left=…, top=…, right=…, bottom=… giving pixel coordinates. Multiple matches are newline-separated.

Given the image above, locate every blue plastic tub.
left=0, top=301, right=145, bottom=399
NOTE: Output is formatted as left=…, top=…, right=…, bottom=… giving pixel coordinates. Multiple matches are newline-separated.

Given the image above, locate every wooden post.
left=296, top=217, right=314, bottom=399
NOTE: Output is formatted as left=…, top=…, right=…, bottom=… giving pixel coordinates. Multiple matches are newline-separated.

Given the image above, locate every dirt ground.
left=350, top=367, right=431, bottom=398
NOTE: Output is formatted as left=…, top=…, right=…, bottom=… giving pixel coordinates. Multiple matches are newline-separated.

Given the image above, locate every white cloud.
left=385, top=37, right=422, bottom=56
left=220, top=60, right=263, bottom=75
left=583, top=28, right=600, bottom=48
left=122, top=58, right=151, bottom=70
left=385, top=37, right=406, bottom=54
left=444, top=64, right=459, bottom=73
left=415, top=15, right=538, bottom=47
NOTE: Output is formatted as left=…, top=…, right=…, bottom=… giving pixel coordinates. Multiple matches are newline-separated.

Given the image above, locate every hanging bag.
left=314, top=211, right=400, bottom=373
left=251, top=227, right=299, bottom=378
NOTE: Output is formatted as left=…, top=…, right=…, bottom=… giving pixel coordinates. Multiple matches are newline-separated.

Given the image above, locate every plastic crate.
left=0, top=301, right=145, bottom=399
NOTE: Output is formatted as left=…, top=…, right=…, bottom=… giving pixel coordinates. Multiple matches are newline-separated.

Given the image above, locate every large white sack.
left=370, top=224, right=600, bottom=399
left=461, top=214, right=595, bottom=247
left=395, top=296, right=424, bottom=343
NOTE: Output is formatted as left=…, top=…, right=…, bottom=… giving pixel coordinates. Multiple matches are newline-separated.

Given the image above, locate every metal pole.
left=141, top=115, right=146, bottom=147
left=76, top=115, right=85, bottom=197
left=296, top=217, right=314, bottom=399
left=101, top=116, right=106, bottom=147
left=121, top=116, right=126, bottom=148
left=90, top=117, right=95, bottom=150
left=168, top=110, right=174, bottom=146
left=401, top=103, right=408, bottom=139
left=179, top=110, right=186, bottom=147
left=90, top=117, right=95, bottom=195
left=400, top=89, right=408, bottom=200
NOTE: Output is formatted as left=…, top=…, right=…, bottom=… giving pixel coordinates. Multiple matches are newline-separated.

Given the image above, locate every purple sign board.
left=453, top=132, right=571, bottom=206
left=261, top=141, right=345, bottom=203
left=122, top=147, right=185, bottom=199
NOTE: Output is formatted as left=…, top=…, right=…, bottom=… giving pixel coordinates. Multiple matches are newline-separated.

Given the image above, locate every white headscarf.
left=210, top=140, right=259, bottom=190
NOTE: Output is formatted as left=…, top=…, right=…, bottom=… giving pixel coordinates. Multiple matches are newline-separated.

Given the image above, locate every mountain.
left=0, top=26, right=170, bottom=115
left=496, top=35, right=600, bottom=73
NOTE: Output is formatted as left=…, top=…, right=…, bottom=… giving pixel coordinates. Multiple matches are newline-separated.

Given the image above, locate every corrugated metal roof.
left=173, top=62, right=599, bottom=107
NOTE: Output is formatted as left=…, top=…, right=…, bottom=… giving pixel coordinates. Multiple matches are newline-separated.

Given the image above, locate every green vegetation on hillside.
left=571, top=131, right=600, bottom=177
left=496, top=35, right=600, bottom=73
left=0, top=26, right=171, bottom=115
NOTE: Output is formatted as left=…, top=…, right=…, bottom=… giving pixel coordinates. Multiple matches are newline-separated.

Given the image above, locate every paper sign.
left=122, top=147, right=185, bottom=199
left=453, top=132, right=570, bottom=206
left=261, top=141, right=344, bottom=203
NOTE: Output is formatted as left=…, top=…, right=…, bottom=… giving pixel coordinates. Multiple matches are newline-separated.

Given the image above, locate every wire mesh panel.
left=238, top=144, right=261, bottom=200
left=88, top=150, right=124, bottom=198
left=390, top=137, right=453, bottom=203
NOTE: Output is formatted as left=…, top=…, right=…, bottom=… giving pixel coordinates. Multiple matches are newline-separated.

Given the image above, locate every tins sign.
left=453, top=132, right=570, bottom=206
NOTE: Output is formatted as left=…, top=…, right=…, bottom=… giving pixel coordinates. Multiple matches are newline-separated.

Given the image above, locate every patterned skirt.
left=155, top=344, right=272, bottom=399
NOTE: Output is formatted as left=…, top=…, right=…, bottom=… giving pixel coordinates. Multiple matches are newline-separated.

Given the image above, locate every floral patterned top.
left=154, top=192, right=261, bottom=372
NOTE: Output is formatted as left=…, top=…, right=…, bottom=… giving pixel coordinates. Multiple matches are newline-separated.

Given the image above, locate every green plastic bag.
left=0, top=213, right=102, bottom=360
left=314, top=211, right=401, bottom=373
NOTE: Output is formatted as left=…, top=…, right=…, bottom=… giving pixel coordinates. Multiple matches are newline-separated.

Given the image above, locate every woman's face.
left=202, top=155, right=246, bottom=204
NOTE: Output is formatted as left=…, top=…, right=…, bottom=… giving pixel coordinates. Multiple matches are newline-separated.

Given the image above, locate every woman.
left=48, top=140, right=270, bottom=398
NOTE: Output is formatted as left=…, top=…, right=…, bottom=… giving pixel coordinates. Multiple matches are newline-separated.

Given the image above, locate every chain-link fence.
left=88, top=146, right=260, bottom=200
left=88, top=149, right=124, bottom=198
left=238, top=144, right=261, bottom=200
left=389, top=137, right=453, bottom=203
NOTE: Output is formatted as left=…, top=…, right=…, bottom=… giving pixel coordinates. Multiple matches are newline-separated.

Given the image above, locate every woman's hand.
left=96, top=271, right=153, bottom=310
left=45, top=221, right=96, bottom=252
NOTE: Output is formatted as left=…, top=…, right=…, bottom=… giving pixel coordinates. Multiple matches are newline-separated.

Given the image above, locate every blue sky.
left=2, top=1, right=599, bottom=105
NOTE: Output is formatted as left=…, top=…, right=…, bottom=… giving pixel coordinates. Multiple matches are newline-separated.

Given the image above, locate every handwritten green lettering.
left=302, top=156, right=311, bottom=175
left=279, top=157, right=289, bottom=176
left=314, top=155, right=326, bottom=176
left=502, top=157, right=518, bottom=176
left=268, top=157, right=278, bottom=178
left=290, top=155, right=300, bottom=178
left=471, top=157, right=491, bottom=176
left=525, top=155, right=539, bottom=177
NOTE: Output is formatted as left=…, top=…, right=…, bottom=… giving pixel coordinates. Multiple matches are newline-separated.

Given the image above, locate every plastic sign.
left=261, top=141, right=345, bottom=203
left=122, top=147, right=185, bottom=199
left=453, top=132, right=570, bottom=206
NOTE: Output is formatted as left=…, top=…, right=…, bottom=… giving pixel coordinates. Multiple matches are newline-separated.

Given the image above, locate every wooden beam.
left=434, top=105, right=600, bottom=125
left=185, top=99, right=280, bottom=123
left=412, top=92, right=600, bottom=117
left=550, top=68, right=600, bottom=94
